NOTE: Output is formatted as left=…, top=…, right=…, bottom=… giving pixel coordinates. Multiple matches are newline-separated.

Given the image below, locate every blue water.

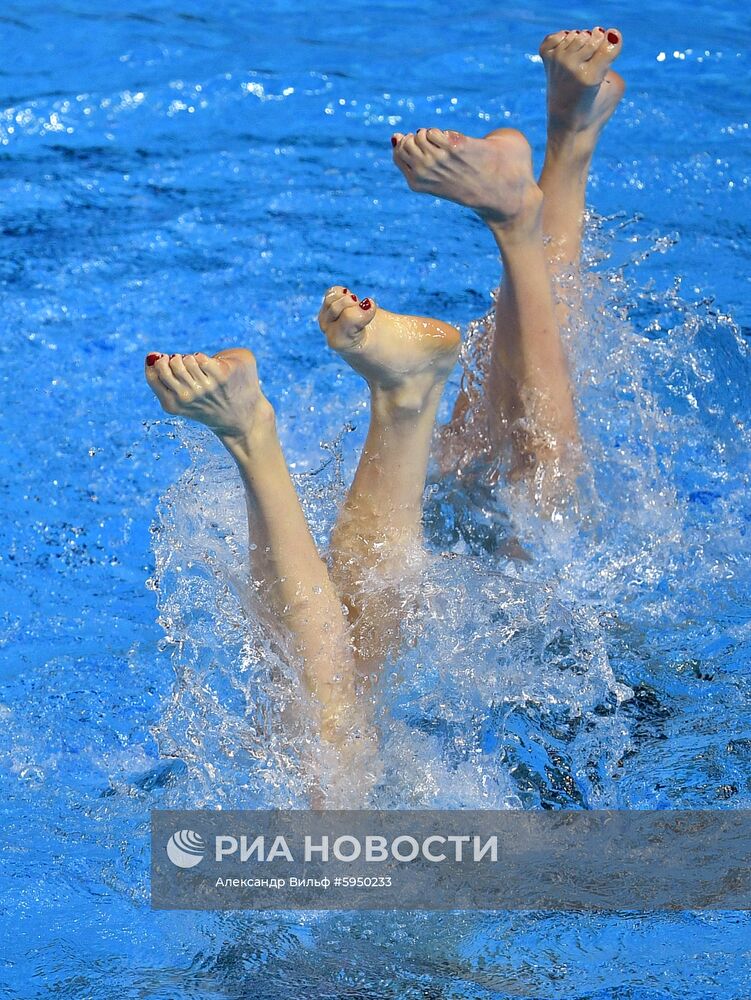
left=2, top=0, right=751, bottom=996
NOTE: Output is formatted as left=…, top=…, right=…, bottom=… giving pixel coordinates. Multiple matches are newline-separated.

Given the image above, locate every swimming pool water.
left=2, top=0, right=751, bottom=996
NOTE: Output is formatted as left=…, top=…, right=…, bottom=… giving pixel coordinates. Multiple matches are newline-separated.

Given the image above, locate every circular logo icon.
left=166, top=829, right=205, bottom=868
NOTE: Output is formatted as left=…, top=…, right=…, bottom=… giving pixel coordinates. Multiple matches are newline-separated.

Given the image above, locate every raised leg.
left=538, top=26, right=624, bottom=272
left=318, top=288, right=460, bottom=680
left=144, top=348, right=375, bottom=802
left=391, top=29, right=625, bottom=500
left=391, top=127, right=578, bottom=504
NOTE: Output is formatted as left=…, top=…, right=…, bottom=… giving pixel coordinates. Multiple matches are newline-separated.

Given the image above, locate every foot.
left=317, top=287, right=460, bottom=412
left=391, top=127, right=542, bottom=232
left=144, top=348, right=275, bottom=456
left=540, top=27, right=625, bottom=157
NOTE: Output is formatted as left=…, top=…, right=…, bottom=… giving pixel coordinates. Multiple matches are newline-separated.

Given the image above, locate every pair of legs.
left=144, top=26, right=624, bottom=801
left=145, top=298, right=459, bottom=802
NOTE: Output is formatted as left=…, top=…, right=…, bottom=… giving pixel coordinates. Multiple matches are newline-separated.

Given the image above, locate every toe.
left=567, top=30, right=590, bottom=53
left=319, top=287, right=359, bottom=328
left=425, top=127, right=451, bottom=149
left=323, top=284, right=355, bottom=307
left=413, top=128, right=434, bottom=155
left=581, top=29, right=601, bottom=52
left=196, top=352, right=230, bottom=383
left=182, top=353, right=210, bottom=386
left=590, top=28, right=622, bottom=66
left=395, top=133, right=417, bottom=168
left=329, top=293, right=359, bottom=322
left=169, top=353, right=199, bottom=390
left=192, top=352, right=216, bottom=381
left=153, top=354, right=182, bottom=394
left=585, top=32, right=610, bottom=64
left=539, top=29, right=567, bottom=56
left=323, top=297, right=376, bottom=351
left=581, top=27, right=607, bottom=59
left=603, top=28, right=622, bottom=53
left=560, top=30, right=584, bottom=51
left=145, top=353, right=171, bottom=400
left=144, top=353, right=168, bottom=392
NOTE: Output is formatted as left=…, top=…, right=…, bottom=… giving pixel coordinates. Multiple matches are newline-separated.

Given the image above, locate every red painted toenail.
left=607, top=31, right=619, bottom=43
left=391, top=136, right=397, bottom=147
left=351, top=294, right=358, bottom=301
left=342, top=287, right=348, bottom=294
left=169, top=354, right=177, bottom=359
left=359, top=298, right=372, bottom=310
left=596, top=26, right=604, bottom=31
left=146, top=353, right=160, bottom=366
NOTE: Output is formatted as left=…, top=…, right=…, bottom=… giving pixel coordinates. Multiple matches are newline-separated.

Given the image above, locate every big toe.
left=591, top=27, right=623, bottom=65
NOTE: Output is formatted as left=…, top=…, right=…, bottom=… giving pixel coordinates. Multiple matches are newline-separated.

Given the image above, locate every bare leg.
left=538, top=26, right=625, bottom=272
left=318, top=288, right=460, bottom=680
left=404, top=29, right=624, bottom=494
left=391, top=127, right=577, bottom=504
left=143, top=348, right=375, bottom=802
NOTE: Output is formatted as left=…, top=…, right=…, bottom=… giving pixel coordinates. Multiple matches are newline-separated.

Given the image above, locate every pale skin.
left=392, top=26, right=624, bottom=502
left=143, top=346, right=374, bottom=803
left=318, top=288, right=460, bottom=682
left=144, top=27, right=624, bottom=798
left=144, top=294, right=459, bottom=799
left=538, top=27, right=625, bottom=271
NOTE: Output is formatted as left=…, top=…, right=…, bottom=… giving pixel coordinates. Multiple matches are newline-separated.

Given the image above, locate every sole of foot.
left=144, top=347, right=274, bottom=452
left=540, top=26, right=625, bottom=150
left=318, top=286, right=460, bottom=412
left=391, top=126, right=542, bottom=233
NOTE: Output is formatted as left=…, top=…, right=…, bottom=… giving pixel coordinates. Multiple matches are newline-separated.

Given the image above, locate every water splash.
left=141, top=211, right=751, bottom=815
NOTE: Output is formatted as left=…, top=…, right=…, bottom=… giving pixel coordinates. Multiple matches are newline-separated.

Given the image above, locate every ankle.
left=370, top=380, right=445, bottom=422
left=485, top=184, right=544, bottom=246
left=220, top=397, right=278, bottom=464
left=544, top=126, right=596, bottom=169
